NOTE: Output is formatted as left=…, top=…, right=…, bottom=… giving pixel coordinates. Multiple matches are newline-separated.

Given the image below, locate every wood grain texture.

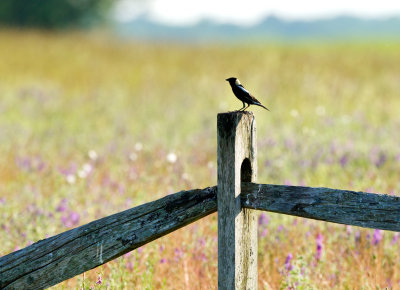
left=242, top=182, right=400, bottom=231
left=0, top=186, right=217, bottom=290
left=217, top=112, right=257, bottom=290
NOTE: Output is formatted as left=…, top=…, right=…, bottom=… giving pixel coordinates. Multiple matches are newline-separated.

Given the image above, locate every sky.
left=115, top=0, right=400, bottom=25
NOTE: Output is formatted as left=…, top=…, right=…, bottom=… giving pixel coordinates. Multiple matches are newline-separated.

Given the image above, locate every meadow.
left=1, top=30, right=400, bottom=289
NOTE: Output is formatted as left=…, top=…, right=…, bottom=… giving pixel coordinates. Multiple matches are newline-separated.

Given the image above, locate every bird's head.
left=226, top=77, right=240, bottom=86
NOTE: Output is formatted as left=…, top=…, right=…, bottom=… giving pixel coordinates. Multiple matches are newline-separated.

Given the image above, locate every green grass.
left=1, top=30, right=400, bottom=288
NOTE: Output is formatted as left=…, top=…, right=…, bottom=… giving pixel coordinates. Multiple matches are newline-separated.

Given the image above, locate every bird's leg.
left=238, top=102, right=246, bottom=111
left=243, top=104, right=250, bottom=111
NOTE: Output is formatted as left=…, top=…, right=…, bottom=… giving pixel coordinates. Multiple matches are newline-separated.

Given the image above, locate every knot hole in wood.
left=240, top=158, right=252, bottom=183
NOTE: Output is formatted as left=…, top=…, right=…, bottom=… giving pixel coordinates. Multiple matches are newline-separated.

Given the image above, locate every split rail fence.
left=1, top=112, right=400, bottom=289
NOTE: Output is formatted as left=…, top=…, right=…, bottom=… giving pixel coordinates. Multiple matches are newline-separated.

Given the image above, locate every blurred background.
left=1, top=1, right=400, bottom=289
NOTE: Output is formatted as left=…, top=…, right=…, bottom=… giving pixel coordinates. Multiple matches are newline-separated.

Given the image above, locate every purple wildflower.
left=261, top=228, right=268, bottom=237
left=392, top=233, right=400, bottom=245
left=369, top=148, right=387, bottom=168
left=375, top=152, right=387, bottom=168
left=96, top=275, right=102, bottom=285
left=199, top=253, right=208, bottom=262
left=387, top=278, right=392, bottom=288
left=174, top=247, right=184, bottom=261
left=284, top=180, right=292, bottom=186
left=70, top=212, right=80, bottom=224
left=198, top=238, right=206, bottom=247
left=59, top=163, right=78, bottom=176
left=1, top=223, right=9, bottom=232
left=284, top=138, right=294, bottom=149
left=16, top=157, right=31, bottom=171
left=258, top=213, right=269, bottom=226
left=33, top=156, right=46, bottom=171
left=137, top=247, right=143, bottom=254
left=15, top=156, right=45, bottom=172
left=315, top=233, right=323, bottom=261
left=373, top=229, right=383, bottom=245
left=339, top=154, right=349, bottom=167
left=118, top=184, right=125, bottom=194
left=56, top=199, right=68, bottom=212
left=61, top=216, right=69, bottom=227
left=126, top=262, right=134, bottom=270
left=125, top=198, right=132, bottom=207
left=264, top=160, right=272, bottom=167
left=285, top=253, right=293, bottom=271
left=61, top=211, right=80, bottom=228
left=160, top=258, right=167, bottom=264
left=355, top=231, right=361, bottom=243
left=346, top=225, right=353, bottom=237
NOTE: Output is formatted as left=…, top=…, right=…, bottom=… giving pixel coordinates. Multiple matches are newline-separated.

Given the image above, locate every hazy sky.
left=115, top=0, right=400, bottom=25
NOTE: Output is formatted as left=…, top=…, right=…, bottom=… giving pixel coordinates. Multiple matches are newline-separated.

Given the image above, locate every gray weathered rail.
left=242, top=182, right=400, bottom=232
left=2, top=181, right=400, bottom=289
left=0, top=186, right=217, bottom=290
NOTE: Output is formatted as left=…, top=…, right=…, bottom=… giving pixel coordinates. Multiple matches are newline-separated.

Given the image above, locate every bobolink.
left=226, top=77, right=270, bottom=111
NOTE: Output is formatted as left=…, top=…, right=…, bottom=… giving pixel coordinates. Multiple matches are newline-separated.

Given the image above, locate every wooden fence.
left=1, top=111, right=400, bottom=289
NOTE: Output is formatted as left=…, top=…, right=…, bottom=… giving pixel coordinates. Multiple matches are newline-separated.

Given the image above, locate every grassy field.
left=1, top=30, right=400, bottom=289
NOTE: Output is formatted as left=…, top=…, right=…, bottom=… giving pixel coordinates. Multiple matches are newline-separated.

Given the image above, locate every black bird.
left=226, top=77, right=270, bottom=111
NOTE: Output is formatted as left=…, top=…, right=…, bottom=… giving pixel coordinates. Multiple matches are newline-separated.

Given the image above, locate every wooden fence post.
left=217, top=111, right=258, bottom=289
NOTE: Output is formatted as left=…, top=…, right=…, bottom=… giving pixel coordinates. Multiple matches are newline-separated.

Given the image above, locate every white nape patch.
left=235, top=79, right=241, bottom=85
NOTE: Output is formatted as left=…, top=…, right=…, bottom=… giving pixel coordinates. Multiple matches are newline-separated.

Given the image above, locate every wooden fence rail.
left=242, top=183, right=400, bottom=232
left=1, top=111, right=399, bottom=290
left=0, top=187, right=217, bottom=289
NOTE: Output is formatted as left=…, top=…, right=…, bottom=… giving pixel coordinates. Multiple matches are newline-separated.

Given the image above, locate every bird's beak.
left=225, top=78, right=229, bottom=81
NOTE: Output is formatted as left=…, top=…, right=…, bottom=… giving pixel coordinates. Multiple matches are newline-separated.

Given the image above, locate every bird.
left=226, top=77, right=270, bottom=111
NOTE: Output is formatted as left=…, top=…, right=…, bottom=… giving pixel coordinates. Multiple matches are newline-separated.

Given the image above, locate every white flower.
left=290, top=109, right=299, bottom=118
left=129, top=152, right=137, bottom=161
left=315, top=106, right=326, bottom=116
left=88, top=150, right=98, bottom=161
left=78, top=163, right=93, bottom=179
left=78, top=170, right=87, bottom=179
left=82, top=163, right=93, bottom=173
left=135, top=142, right=143, bottom=151
left=167, top=152, right=177, bottom=164
left=66, top=174, right=76, bottom=184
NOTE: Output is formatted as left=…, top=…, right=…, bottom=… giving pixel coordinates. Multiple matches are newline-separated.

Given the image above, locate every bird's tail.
left=256, top=103, right=270, bottom=111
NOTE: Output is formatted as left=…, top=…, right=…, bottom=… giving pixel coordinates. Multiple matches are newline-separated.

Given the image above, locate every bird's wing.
left=237, top=84, right=250, bottom=94
left=237, top=84, right=262, bottom=104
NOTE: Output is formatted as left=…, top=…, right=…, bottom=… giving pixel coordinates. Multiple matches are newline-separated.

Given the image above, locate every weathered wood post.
left=217, top=111, right=258, bottom=289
